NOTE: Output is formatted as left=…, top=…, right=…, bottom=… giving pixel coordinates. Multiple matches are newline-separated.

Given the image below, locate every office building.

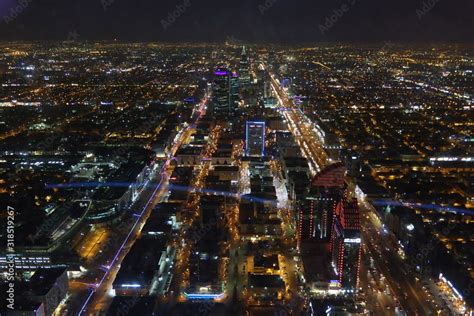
left=211, top=67, right=232, bottom=118
left=298, top=164, right=347, bottom=246
left=239, top=46, right=250, bottom=86
left=331, top=198, right=362, bottom=292
left=230, top=71, right=239, bottom=108
left=245, top=120, right=266, bottom=157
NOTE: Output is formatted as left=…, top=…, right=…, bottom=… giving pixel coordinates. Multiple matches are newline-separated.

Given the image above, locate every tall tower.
left=230, top=71, right=239, bottom=109
left=331, top=198, right=362, bottom=292
left=299, top=190, right=343, bottom=243
left=211, top=67, right=232, bottom=118
left=239, top=46, right=250, bottom=86
left=263, top=81, right=271, bottom=99
left=297, top=163, right=347, bottom=248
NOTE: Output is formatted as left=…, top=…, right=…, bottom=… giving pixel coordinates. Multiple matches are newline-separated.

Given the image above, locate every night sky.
left=0, top=0, right=473, bottom=42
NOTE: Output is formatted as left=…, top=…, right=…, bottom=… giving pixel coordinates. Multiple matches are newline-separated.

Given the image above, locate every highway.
left=359, top=258, right=397, bottom=316
left=58, top=167, right=167, bottom=315
left=360, top=197, right=442, bottom=315
left=265, top=66, right=329, bottom=176
left=82, top=171, right=168, bottom=315
left=265, top=65, right=440, bottom=315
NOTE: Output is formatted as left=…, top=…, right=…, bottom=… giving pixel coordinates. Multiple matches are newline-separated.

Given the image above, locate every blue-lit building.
left=246, top=120, right=266, bottom=157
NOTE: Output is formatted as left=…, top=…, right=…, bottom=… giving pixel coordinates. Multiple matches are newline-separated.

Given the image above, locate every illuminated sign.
left=344, top=238, right=361, bottom=243
left=121, top=284, right=141, bottom=288
left=183, top=292, right=224, bottom=300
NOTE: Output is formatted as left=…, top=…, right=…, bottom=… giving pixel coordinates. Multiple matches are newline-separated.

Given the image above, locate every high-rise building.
left=239, top=46, right=250, bottom=86
left=298, top=163, right=347, bottom=247
left=263, top=81, right=276, bottom=108
left=245, top=120, right=266, bottom=157
left=331, top=198, right=362, bottom=292
left=211, top=67, right=232, bottom=118
left=298, top=188, right=344, bottom=245
left=263, top=81, right=272, bottom=99
left=230, top=71, right=239, bottom=108
left=268, top=51, right=276, bottom=68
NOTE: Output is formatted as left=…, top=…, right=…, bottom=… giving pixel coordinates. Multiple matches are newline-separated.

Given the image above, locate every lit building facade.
left=211, top=67, right=232, bottom=118
left=239, top=46, right=250, bottom=86
left=331, top=198, right=362, bottom=292
left=245, top=120, right=266, bottom=157
left=298, top=193, right=341, bottom=245
left=230, top=71, right=239, bottom=107
left=298, top=163, right=347, bottom=247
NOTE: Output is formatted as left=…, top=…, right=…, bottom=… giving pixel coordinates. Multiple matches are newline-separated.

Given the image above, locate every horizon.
left=1, top=0, right=473, bottom=42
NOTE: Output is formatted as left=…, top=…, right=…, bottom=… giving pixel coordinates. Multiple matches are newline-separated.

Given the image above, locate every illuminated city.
left=0, top=1, right=473, bottom=316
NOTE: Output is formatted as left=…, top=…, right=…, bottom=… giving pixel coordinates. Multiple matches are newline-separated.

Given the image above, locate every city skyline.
left=0, top=2, right=473, bottom=315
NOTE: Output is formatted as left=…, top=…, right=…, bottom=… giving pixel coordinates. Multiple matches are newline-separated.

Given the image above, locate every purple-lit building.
left=211, top=67, right=234, bottom=119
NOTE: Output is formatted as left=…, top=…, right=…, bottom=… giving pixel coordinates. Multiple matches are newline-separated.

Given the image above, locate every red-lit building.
left=330, top=198, right=362, bottom=292
left=297, top=163, right=347, bottom=248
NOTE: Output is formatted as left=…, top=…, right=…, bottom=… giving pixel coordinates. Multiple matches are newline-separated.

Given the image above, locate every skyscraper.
left=239, top=46, right=250, bottom=86
left=245, top=120, right=265, bottom=157
left=263, top=80, right=276, bottom=108
left=298, top=189, right=343, bottom=243
left=298, top=163, right=347, bottom=247
left=211, top=67, right=232, bottom=118
left=230, top=71, right=239, bottom=109
left=331, top=198, right=362, bottom=292
left=263, top=81, right=272, bottom=99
